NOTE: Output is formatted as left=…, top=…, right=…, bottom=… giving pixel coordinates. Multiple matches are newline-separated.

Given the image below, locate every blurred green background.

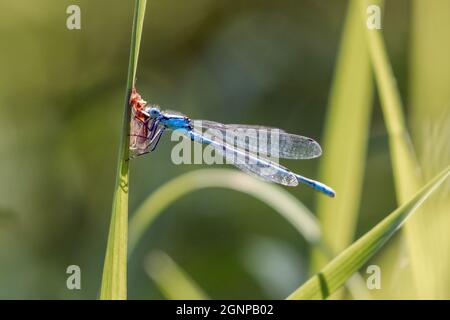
left=0, top=0, right=448, bottom=299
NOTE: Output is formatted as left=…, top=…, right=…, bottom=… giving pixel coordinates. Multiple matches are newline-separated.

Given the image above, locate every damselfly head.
left=144, top=106, right=161, bottom=119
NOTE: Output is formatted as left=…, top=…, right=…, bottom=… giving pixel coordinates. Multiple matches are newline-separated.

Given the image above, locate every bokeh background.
left=0, top=0, right=448, bottom=299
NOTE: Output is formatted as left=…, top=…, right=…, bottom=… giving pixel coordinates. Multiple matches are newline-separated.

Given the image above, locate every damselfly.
left=129, top=93, right=335, bottom=197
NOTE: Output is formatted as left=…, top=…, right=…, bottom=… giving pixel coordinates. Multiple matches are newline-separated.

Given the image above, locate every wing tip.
left=304, top=137, right=322, bottom=159
left=312, top=139, right=323, bottom=157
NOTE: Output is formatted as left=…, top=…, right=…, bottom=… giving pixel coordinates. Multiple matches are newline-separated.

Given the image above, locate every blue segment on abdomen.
left=163, top=117, right=190, bottom=130
left=295, top=174, right=336, bottom=197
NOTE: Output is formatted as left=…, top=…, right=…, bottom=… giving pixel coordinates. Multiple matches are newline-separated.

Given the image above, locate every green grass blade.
left=129, top=169, right=322, bottom=254
left=407, top=0, right=450, bottom=298
left=145, top=251, right=209, bottom=300
left=287, top=165, right=450, bottom=300
left=312, top=0, right=373, bottom=274
left=362, top=0, right=422, bottom=202
left=100, top=0, right=147, bottom=300
left=361, top=0, right=426, bottom=298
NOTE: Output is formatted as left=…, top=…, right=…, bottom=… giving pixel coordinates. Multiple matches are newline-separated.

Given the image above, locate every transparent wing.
left=162, top=109, right=187, bottom=117
left=190, top=129, right=298, bottom=186
left=194, top=120, right=285, bottom=133
left=130, top=116, right=151, bottom=157
left=147, top=125, right=165, bottom=151
left=192, top=120, right=322, bottom=159
left=129, top=117, right=163, bottom=158
left=232, top=159, right=299, bottom=186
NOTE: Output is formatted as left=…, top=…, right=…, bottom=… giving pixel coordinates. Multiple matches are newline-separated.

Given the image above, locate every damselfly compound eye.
left=147, top=106, right=160, bottom=118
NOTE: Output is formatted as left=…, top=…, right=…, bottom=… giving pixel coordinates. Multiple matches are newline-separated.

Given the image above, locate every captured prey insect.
left=129, top=90, right=335, bottom=197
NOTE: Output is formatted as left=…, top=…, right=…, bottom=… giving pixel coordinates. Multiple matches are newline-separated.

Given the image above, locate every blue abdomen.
left=163, top=116, right=190, bottom=130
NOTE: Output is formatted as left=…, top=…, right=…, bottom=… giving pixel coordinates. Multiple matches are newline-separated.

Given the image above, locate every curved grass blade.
left=100, top=0, right=147, bottom=300
left=130, top=169, right=366, bottom=298
left=288, top=165, right=450, bottom=300
left=129, top=169, right=322, bottom=253
left=145, top=251, right=209, bottom=300
left=131, top=170, right=320, bottom=300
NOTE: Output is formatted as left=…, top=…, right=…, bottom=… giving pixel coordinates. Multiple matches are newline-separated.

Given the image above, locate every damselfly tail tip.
left=315, top=182, right=336, bottom=198
left=295, top=174, right=336, bottom=198
left=326, top=188, right=336, bottom=198
left=315, top=182, right=336, bottom=197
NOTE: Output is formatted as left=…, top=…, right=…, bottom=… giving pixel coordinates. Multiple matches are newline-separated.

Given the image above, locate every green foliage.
left=145, top=251, right=209, bottom=300
left=126, top=1, right=450, bottom=300
left=288, top=166, right=450, bottom=300
left=100, top=0, right=147, bottom=300
left=121, top=0, right=450, bottom=300
left=362, top=0, right=422, bottom=203
left=407, top=0, right=450, bottom=299
left=312, top=0, right=373, bottom=275
left=130, top=169, right=322, bottom=254
left=1, top=0, right=446, bottom=300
